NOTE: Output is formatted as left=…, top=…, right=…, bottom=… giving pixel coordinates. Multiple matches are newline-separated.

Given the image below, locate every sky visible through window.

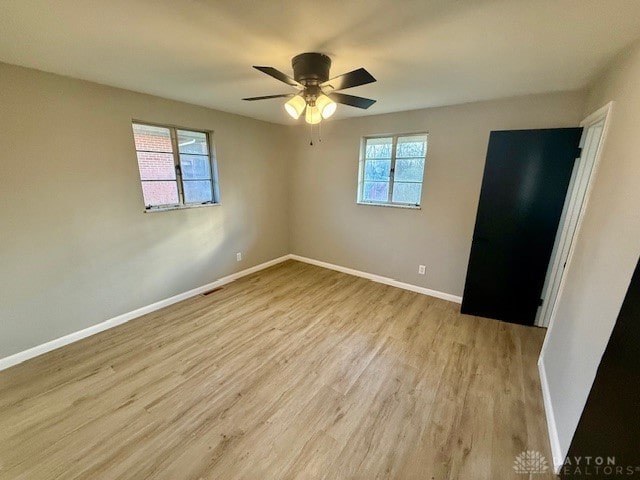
left=361, top=134, right=427, bottom=206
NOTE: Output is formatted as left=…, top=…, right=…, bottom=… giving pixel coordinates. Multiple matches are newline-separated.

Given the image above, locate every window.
left=132, top=122, right=219, bottom=211
left=357, top=133, right=428, bottom=208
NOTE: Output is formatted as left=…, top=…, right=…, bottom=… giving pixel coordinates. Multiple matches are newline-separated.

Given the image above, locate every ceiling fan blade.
left=242, top=93, right=295, bottom=101
left=253, top=66, right=303, bottom=88
left=329, top=92, right=376, bottom=109
left=321, top=68, right=376, bottom=91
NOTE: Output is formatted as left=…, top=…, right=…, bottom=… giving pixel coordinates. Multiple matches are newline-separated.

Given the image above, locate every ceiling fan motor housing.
left=292, top=53, right=331, bottom=85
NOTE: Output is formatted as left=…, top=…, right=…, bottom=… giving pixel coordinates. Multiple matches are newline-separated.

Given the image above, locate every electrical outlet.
left=236, top=252, right=242, bottom=262
left=418, top=265, right=426, bottom=275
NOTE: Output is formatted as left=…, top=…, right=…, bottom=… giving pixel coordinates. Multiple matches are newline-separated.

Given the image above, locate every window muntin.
left=358, top=133, right=427, bottom=207
left=132, top=123, right=218, bottom=210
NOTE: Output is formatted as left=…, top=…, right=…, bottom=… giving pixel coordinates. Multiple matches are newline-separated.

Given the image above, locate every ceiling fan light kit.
left=315, top=94, right=336, bottom=119
left=304, top=105, right=322, bottom=124
left=243, top=52, right=377, bottom=125
left=284, top=94, right=306, bottom=119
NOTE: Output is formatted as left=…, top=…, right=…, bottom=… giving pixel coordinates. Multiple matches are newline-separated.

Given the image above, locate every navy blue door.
left=461, top=128, right=583, bottom=325
left=561, top=256, right=640, bottom=475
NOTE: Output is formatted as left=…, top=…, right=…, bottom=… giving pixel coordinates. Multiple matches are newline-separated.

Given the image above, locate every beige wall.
left=540, top=42, right=640, bottom=463
left=288, top=92, right=586, bottom=296
left=0, top=63, right=291, bottom=358
left=0, top=62, right=593, bottom=366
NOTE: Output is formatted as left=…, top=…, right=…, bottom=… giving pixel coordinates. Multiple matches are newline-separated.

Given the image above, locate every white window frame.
left=132, top=121, right=220, bottom=212
left=357, top=132, right=428, bottom=209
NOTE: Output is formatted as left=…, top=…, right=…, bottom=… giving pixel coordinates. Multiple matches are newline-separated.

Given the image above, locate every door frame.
left=536, top=102, right=614, bottom=330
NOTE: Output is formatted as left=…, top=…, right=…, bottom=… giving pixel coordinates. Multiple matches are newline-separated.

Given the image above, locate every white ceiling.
left=1, top=0, right=639, bottom=124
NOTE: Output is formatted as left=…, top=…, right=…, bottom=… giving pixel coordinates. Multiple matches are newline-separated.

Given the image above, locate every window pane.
left=392, top=182, right=422, bottom=204
left=180, top=154, right=211, bottom=180
left=177, top=130, right=209, bottom=155
left=364, top=159, right=391, bottom=181
left=183, top=180, right=213, bottom=203
left=136, top=152, right=176, bottom=180
left=132, top=124, right=172, bottom=153
left=365, top=137, right=393, bottom=159
left=394, top=158, right=425, bottom=182
left=362, top=182, right=389, bottom=202
left=141, top=181, right=179, bottom=206
left=396, top=135, right=427, bottom=158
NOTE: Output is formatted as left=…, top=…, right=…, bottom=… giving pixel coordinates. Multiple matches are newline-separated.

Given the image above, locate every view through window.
left=358, top=133, right=428, bottom=207
left=132, top=123, right=218, bottom=210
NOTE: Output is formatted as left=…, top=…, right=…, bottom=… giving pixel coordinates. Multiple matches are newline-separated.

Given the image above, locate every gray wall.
left=540, top=41, right=640, bottom=462
left=0, top=62, right=594, bottom=364
left=0, top=63, right=291, bottom=358
left=288, top=93, right=586, bottom=296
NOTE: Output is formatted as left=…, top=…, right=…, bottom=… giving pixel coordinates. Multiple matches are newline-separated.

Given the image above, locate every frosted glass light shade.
left=284, top=95, right=306, bottom=119
left=305, top=105, right=322, bottom=124
left=316, top=94, right=337, bottom=119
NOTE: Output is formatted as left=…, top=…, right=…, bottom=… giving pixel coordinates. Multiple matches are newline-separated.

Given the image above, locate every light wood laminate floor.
left=0, top=260, right=555, bottom=479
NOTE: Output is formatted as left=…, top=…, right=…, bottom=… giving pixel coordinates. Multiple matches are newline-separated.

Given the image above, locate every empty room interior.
left=1, top=1, right=640, bottom=479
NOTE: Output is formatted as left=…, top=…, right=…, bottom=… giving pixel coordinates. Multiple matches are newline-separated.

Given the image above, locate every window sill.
left=356, top=201, right=421, bottom=210
left=144, top=202, right=221, bottom=213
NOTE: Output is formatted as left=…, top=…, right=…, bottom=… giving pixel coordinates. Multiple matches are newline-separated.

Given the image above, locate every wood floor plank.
left=0, top=260, right=555, bottom=479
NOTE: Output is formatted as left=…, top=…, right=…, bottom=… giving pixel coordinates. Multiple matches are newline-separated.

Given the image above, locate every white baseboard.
left=288, top=254, right=463, bottom=304
left=1, top=253, right=462, bottom=372
left=0, top=255, right=290, bottom=372
left=538, top=357, right=564, bottom=474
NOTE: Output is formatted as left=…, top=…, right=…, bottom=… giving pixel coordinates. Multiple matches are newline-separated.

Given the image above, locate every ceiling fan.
left=242, top=52, right=377, bottom=124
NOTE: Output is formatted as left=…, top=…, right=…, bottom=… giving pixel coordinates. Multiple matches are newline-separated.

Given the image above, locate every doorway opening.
left=535, top=103, right=613, bottom=328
